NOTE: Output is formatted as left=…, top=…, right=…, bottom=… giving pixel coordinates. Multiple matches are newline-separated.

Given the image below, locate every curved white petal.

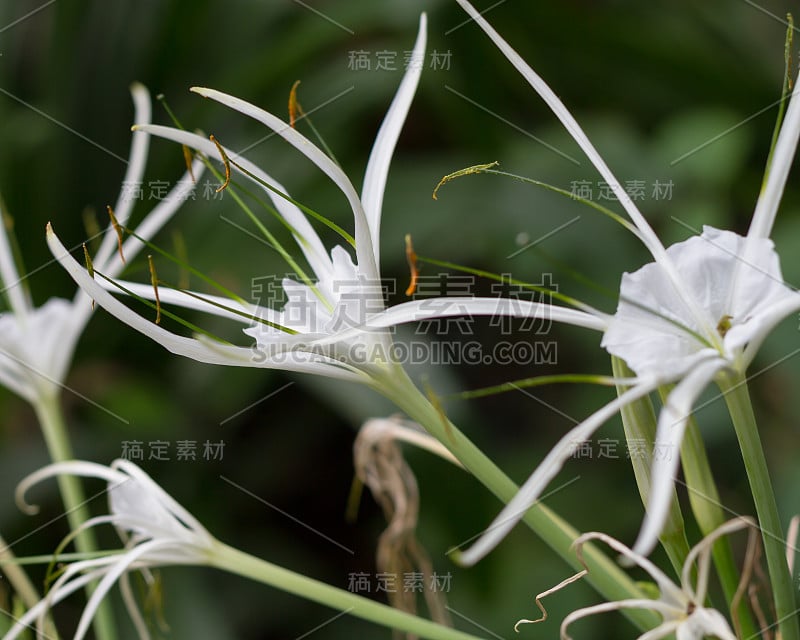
left=47, top=225, right=362, bottom=382
left=189, top=87, right=380, bottom=281
left=110, top=459, right=213, bottom=544
left=16, top=460, right=126, bottom=514
left=74, top=539, right=178, bottom=640
left=361, top=14, right=426, bottom=265
left=134, top=124, right=334, bottom=281
left=1, top=567, right=106, bottom=640
left=0, top=298, right=83, bottom=401
left=632, top=358, right=726, bottom=558
left=452, top=0, right=719, bottom=334
left=0, top=200, right=31, bottom=318
left=311, top=297, right=608, bottom=350
left=738, top=290, right=800, bottom=368
left=681, top=517, right=754, bottom=602
left=0, top=350, right=33, bottom=400
left=748, top=74, right=800, bottom=240
left=453, top=1, right=666, bottom=263
left=98, top=279, right=270, bottom=325
left=94, top=83, right=152, bottom=270
left=560, top=600, right=678, bottom=640
left=458, top=381, right=659, bottom=566
left=574, top=531, right=683, bottom=604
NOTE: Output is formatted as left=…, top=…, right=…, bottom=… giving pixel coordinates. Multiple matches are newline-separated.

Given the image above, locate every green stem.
left=720, top=372, right=798, bottom=640
left=378, top=366, right=660, bottom=632
left=34, top=394, right=117, bottom=640
left=0, top=534, right=41, bottom=610
left=209, top=542, right=487, bottom=640
left=0, top=534, right=60, bottom=638
left=674, top=396, right=759, bottom=639
left=612, top=357, right=690, bottom=576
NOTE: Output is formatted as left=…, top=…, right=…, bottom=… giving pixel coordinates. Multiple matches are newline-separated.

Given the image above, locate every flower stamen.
left=148, top=255, right=161, bottom=324
left=404, top=233, right=419, bottom=296
left=182, top=145, right=196, bottom=183
left=432, top=160, right=498, bottom=201
left=106, top=205, right=126, bottom=264
left=209, top=134, right=231, bottom=193
left=288, top=80, right=303, bottom=129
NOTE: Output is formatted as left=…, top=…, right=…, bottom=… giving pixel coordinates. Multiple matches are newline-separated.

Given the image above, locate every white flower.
left=449, top=0, right=800, bottom=565
left=0, top=84, right=202, bottom=403
left=3, top=459, right=217, bottom=640
left=45, top=17, right=428, bottom=385
left=46, top=14, right=602, bottom=390
left=517, top=517, right=754, bottom=640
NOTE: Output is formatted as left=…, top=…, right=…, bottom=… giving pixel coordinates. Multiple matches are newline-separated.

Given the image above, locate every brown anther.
left=148, top=255, right=161, bottom=324
left=288, top=80, right=303, bottom=129
left=209, top=135, right=231, bottom=193
left=182, top=145, right=196, bottom=183
left=404, top=234, right=419, bottom=296
left=106, top=206, right=126, bottom=264
left=82, top=243, right=95, bottom=309
left=82, top=243, right=95, bottom=279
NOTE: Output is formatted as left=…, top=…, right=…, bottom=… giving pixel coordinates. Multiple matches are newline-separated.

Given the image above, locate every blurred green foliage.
left=1, top=1, right=800, bottom=638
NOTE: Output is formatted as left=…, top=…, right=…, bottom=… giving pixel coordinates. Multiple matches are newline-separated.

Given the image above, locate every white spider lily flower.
left=0, top=83, right=202, bottom=404
left=450, top=0, right=800, bottom=565
left=46, top=14, right=605, bottom=389
left=45, top=16, right=428, bottom=386
left=3, top=459, right=218, bottom=640
left=518, top=517, right=754, bottom=640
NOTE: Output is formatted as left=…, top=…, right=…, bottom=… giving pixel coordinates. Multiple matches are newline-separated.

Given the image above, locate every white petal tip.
left=129, top=81, right=147, bottom=95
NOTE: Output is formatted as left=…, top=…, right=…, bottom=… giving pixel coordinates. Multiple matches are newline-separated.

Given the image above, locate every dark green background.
left=1, top=1, right=800, bottom=638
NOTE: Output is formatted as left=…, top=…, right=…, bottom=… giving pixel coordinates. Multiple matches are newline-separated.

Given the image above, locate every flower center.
left=716, top=314, right=733, bottom=338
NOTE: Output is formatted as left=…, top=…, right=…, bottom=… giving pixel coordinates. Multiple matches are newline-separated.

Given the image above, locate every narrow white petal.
left=189, top=87, right=380, bottom=281
left=574, top=531, right=684, bottom=605
left=134, top=124, right=334, bottom=280
left=561, top=600, right=678, bottom=640
left=453, top=0, right=666, bottom=264
left=458, top=381, right=658, bottom=566
left=94, top=83, right=152, bottom=270
left=98, top=279, right=270, bottom=325
left=0, top=201, right=30, bottom=318
left=737, top=291, right=800, bottom=367
left=681, top=517, right=754, bottom=602
left=0, top=569, right=103, bottom=640
left=361, top=14, right=426, bottom=264
left=632, top=358, right=725, bottom=558
left=74, top=539, right=175, bottom=640
left=453, top=0, right=719, bottom=333
left=48, top=224, right=359, bottom=382
left=748, top=72, right=800, bottom=240
left=310, top=298, right=607, bottom=351
left=16, top=460, right=126, bottom=514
